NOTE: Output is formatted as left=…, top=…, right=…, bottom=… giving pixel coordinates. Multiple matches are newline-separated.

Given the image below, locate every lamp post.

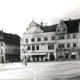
left=22, top=39, right=28, bottom=66
left=22, top=46, right=27, bottom=66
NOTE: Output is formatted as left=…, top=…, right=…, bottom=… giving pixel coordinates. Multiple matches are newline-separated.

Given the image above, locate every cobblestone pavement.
left=0, top=61, right=80, bottom=80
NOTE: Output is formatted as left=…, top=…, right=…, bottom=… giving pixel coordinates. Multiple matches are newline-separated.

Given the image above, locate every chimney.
left=69, top=18, right=71, bottom=21
left=41, top=21, right=43, bottom=26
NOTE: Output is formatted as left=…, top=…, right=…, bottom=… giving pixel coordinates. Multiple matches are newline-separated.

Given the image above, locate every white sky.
left=0, top=0, right=80, bottom=37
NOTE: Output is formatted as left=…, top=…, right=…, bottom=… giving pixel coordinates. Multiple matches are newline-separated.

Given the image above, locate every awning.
left=71, top=52, right=76, bottom=55
left=29, top=53, right=47, bottom=56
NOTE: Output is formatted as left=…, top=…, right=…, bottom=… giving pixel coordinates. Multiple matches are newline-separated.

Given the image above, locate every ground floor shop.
left=0, top=54, right=20, bottom=63
left=57, top=49, right=80, bottom=61
left=5, top=54, right=20, bottom=62
left=21, top=52, right=56, bottom=62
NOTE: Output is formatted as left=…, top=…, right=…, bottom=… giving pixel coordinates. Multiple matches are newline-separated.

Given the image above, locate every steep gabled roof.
left=40, top=24, right=57, bottom=32
left=0, top=31, right=20, bottom=45
left=3, top=32, right=20, bottom=45
left=64, top=19, right=80, bottom=33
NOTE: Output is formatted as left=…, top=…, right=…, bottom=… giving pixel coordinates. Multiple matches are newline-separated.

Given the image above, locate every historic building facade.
left=0, top=31, right=20, bottom=63
left=21, top=19, right=80, bottom=61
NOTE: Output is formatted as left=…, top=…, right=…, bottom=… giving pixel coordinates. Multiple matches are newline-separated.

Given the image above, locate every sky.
left=0, top=0, right=80, bottom=37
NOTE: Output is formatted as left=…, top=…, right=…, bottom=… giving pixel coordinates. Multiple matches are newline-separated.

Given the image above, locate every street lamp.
left=22, top=47, right=27, bottom=66
left=22, top=39, right=28, bottom=66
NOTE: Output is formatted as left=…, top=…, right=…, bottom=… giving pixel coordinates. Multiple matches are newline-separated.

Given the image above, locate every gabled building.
left=56, top=19, right=80, bottom=60
left=20, top=20, right=57, bottom=62
left=0, top=31, right=20, bottom=63
left=21, top=19, right=80, bottom=62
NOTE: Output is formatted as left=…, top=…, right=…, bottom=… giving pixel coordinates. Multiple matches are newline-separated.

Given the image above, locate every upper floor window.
left=48, top=44, right=54, bottom=50
left=44, top=37, right=48, bottom=41
left=67, top=43, right=70, bottom=47
left=28, top=46, right=30, bottom=50
left=31, top=38, right=35, bottom=42
left=32, top=45, right=35, bottom=51
left=62, top=44, right=65, bottom=48
left=25, top=39, right=28, bottom=43
left=58, top=34, right=65, bottom=39
left=37, top=37, right=41, bottom=41
left=73, top=43, right=77, bottom=47
left=67, top=34, right=70, bottom=39
left=73, top=34, right=77, bottom=38
left=36, top=45, right=39, bottom=50
left=63, top=28, right=66, bottom=31
left=58, top=44, right=61, bottom=48
left=58, top=43, right=65, bottom=48
left=52, top=36, right=55, bottom=40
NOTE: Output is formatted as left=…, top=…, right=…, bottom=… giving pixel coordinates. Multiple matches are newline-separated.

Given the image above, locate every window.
left=44, top=37, right=48, bottom=41
left=58, top=34, right=65, bottom=39
left=58, top=43, right=65, bottom=48
left=73, top=34, right=77, bottom=38
left=58, top=35, right=61, bottom=39
left=32, top=45, right=35, bottom=50
left=25, top=39, right=28, bottom=43
left=36, top=45, right=39, bottom=50
left=67, top=43, right=70, bottom=47
left=61, top=35, right=65, bottom=39
left=52, top=36, right=55, bottom=40
left=41, top=44, right=45, bottom=50
left=67, top=34, right=70, bottom=39
left=58, top=44, right=61, bottom=48
left=62, top=44, right=64, bottom=48
left=31, top=38, right=35, bottom=42
left=48, top=44, right=54, bottom=50
left=37, top=37, right=41, bottom=41
left=73, top=43, right=77, bottom=47
left=28, top=46, right=30, bottom=50
left=64, top=28, right=66, bottom=31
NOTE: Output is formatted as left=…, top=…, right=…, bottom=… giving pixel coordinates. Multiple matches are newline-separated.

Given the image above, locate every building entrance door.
left=2, top=56, right=4, bottom=63
left=50, top=53, right=55, bottom=61
left=71, top=52, right=76, bottom=59
left=65, top=53, right=68, bottom=59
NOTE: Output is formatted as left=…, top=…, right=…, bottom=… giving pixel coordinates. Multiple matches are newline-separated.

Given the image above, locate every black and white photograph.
left=0, top=0, right=80, bottom=80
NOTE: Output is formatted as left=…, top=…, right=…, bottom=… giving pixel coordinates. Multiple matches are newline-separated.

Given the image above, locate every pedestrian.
left=23, top=56, right=27, bottom=66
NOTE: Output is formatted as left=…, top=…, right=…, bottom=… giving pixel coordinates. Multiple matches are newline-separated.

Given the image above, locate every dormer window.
left=64, top=28, right=66, bottom=31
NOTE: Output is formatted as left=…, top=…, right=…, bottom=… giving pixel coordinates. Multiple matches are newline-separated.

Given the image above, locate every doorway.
left=71, top=52, right=76, bottom=59
left=50, top=53, right=55, bottom=61
left=65, top=53, right=69, bottom=59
